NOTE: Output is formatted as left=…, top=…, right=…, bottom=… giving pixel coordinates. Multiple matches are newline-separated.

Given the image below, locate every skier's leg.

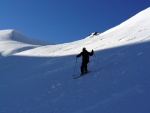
left=84, top=61, right=89, bottom=72
left=81, top=62, right=84, bottom=74
left=82, top=62, right=87, bottom=72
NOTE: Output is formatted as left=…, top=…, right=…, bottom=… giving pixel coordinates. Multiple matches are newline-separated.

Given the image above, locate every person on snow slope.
left=76, top=47, right=94, bottom=75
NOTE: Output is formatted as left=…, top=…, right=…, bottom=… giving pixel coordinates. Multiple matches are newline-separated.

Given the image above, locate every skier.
left=76, top=47, right=94, bottom=75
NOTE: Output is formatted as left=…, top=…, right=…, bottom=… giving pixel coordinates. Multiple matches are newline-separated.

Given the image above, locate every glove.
left=92, top=50, right=94, bottom=55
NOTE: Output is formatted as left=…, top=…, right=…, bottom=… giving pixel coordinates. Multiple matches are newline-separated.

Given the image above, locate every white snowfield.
left=0, top=30, right=50, bottom=57
left=0, top=7, right=150, bottom=113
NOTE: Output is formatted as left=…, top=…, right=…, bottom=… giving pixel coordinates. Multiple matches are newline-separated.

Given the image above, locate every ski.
left=73, top=71, right=90, bottom=79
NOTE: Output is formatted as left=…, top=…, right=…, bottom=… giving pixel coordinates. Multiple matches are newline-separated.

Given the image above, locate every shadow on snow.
left=0, top=41, right=150, bottom=113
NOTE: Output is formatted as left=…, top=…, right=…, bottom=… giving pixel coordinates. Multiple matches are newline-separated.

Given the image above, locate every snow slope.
left=0, top=29, right=51, bottom=57
left=15, top=7, right=150, bottom=57
left=0, top=7, right=150, bottom=113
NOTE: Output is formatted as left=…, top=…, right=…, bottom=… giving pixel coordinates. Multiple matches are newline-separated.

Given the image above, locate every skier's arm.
left=76, top=52, right=82, bottom=58
left=89, top=50, right=94, bottom=56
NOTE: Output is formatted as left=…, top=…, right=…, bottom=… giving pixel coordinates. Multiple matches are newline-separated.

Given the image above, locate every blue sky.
left=0, top=0, right=149, bottom=44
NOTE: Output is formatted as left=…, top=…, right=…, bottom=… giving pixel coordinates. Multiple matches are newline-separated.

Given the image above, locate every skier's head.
left=82, top=47, right=86, bottom=52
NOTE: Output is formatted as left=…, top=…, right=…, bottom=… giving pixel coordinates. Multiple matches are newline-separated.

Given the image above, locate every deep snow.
left=0, top=7, right=150, bottom=113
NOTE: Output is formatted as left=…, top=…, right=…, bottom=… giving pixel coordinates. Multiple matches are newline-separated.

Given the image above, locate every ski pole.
left=73, top=58, right=77, bottom=76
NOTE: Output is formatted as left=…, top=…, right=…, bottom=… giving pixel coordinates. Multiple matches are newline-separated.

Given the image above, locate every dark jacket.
left=76, top=49, right=94, bottom=62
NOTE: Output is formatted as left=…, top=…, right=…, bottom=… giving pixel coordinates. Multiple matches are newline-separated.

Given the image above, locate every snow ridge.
left=0, top=29, right=51, bottom=57
left=0, top=29, right=51, bottom=45
left=102, top=7, right=150, bottom=35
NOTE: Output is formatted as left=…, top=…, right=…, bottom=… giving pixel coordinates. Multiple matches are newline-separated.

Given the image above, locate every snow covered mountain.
left=0, top=7, right=150, bottom=113
left=15, top=7, right=150, bottom=57
left=0, top=29, right=51, bottom=57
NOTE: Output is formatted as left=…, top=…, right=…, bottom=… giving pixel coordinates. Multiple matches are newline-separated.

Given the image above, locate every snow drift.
left=0, top=7, right=150, bottom=113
